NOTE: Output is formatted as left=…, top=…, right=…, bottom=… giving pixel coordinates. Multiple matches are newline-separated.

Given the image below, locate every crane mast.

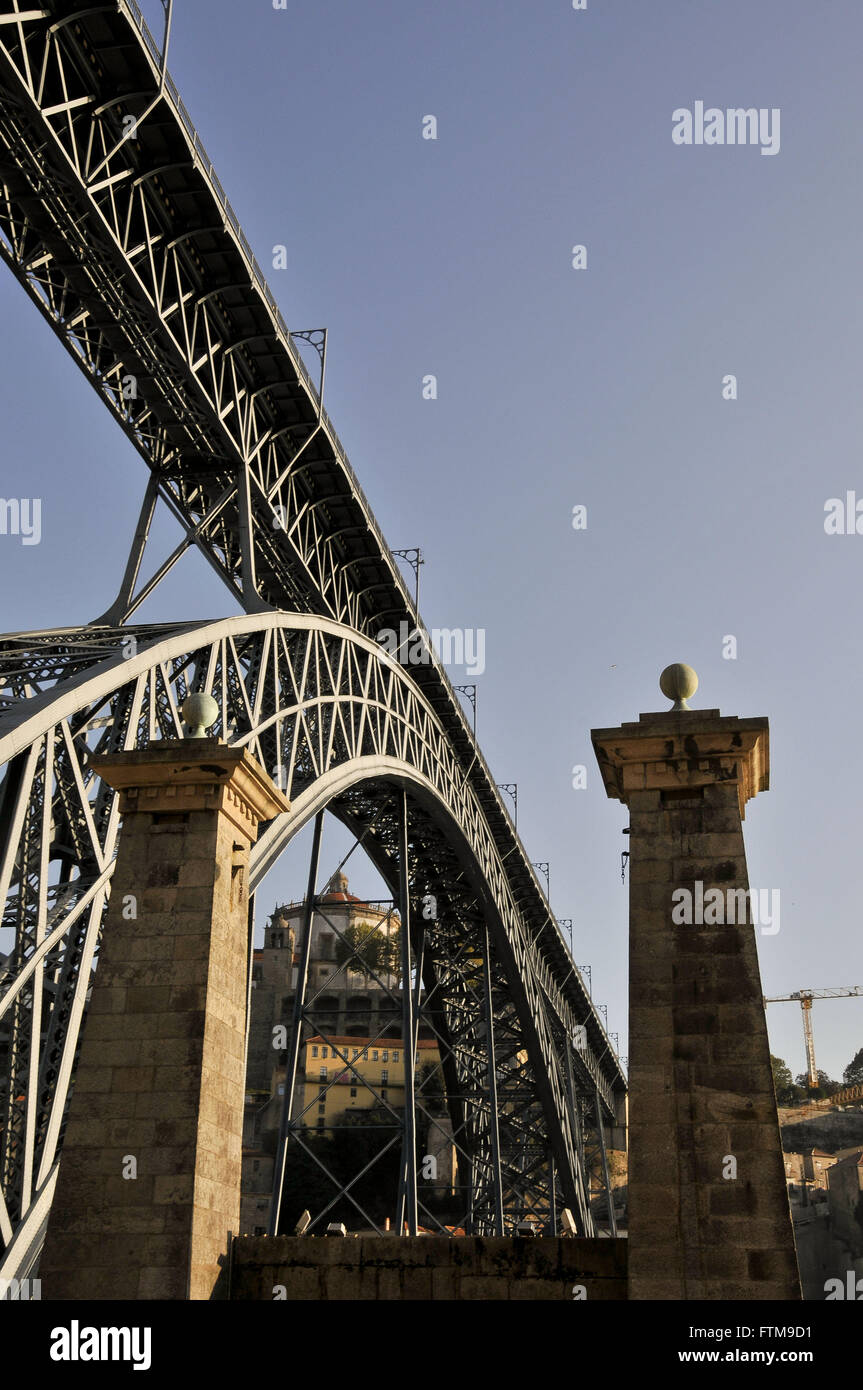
left=763, top=987, right=863, bottom=1091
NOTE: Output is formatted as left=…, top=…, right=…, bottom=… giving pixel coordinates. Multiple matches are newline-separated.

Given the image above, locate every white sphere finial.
left=659, top=663, right=698, bottom=711
left=180, top=692, right=219, bottom=738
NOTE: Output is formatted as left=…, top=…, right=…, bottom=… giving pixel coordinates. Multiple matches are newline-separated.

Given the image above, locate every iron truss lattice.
left=0, top=618, right=622, bottom=1272
left=0, top=0, right=626, bottom=1278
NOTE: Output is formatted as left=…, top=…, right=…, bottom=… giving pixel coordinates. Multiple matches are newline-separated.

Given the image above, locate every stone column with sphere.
left=591, top=666, right=799, bottom=1300
left=39, top=695, right=290, bottom=1300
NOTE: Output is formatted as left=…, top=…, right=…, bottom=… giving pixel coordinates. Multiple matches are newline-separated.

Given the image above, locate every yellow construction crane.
left=763, top=987, right=863, bottom=1090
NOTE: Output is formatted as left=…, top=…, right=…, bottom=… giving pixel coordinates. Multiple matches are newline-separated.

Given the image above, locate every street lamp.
left=497, top=782, right=518, bottom=828
left=532, top=862, right=550, bottom=898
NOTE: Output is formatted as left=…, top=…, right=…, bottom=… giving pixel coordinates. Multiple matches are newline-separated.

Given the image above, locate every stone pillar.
left=40, top=739, right=290, bottom=1301
left=591, top=665, right=800, bottom=1300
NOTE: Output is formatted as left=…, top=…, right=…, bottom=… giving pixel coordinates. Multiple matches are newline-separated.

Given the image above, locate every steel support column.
left=269, top=810, right=324, bottom=1236
left=482, top=923, right=505, bottom=1235
left=92, top=474, right=160, bottom=627
left=594, top=1081, right=617, bottom=1237
left=396, top=790, right=418, bottom=1235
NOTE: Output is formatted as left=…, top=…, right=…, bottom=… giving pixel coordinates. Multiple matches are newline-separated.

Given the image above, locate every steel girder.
left=271, top=793, right=565, bottom=1238
left=0, top=0, right=626, bottom=1274
left=0, top=615, right=618, bottom=1276
left=0, top=0, right=395, bottom=627
left=0, top=0, right=621, bottom=1114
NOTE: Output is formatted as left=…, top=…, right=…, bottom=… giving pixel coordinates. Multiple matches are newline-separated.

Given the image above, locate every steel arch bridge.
left=0, top=1, right=626, bottom=1279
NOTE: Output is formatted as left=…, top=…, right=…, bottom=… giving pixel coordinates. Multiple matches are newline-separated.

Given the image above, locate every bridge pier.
left=592, top=665, right=800, bottom=1300
left=39, top=738, right=288, bottom=1300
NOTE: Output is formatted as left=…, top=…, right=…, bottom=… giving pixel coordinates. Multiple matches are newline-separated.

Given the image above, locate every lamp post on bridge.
left=533, top=862, right=550, bottom=899
left=391, top=547, right=424, bottom=612
left=497, top=782, right=517, bottom=828
left=558, top=918, right=573, bottom=955
left=455, top=684, right=477, bottom=736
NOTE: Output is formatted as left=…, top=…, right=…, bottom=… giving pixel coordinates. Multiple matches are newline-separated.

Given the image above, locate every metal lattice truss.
left=0, top=0, right=396, bottom=628
left=275, top=821, right=573, bottom=1240
left=0, top=615, right=619, bottom=1274
left=0, top=4, right=618, bottom=1098
left=0, top=0, right=626, bottom=1281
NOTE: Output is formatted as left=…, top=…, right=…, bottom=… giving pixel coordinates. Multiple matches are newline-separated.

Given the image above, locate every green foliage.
left=334, top=921, right=399, bottom=980
left=842, top=1047, right=863, bottom=1088
left=794, top=1069, right=840, bottom=1099
left=771, top=1054, right=794, bottom=1103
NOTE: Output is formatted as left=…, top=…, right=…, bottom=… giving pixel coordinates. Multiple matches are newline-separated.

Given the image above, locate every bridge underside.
left=0, top=0, right=624, bottom=1287
left=0, top=615, right=625, bottom=1278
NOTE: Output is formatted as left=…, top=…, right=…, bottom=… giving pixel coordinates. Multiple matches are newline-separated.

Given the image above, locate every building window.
left=253, top=1159, right=260, bottom=1172
left=393, top=1051, right=400, bottom=1062
left=350, top=1087, right=357, bottom=1098
left=320, top=1066, right=327, bottom=1080
left=382, top=1050, right=389, bottom=1062
left=381, top=1070, right=388, bottom=1084
left=381, top=1089, right=388, bottom=1101
left=352, top=1049, right=359, bottom=1059
left=322, top=1047, right=328, bottom=1059
left=372, top=1050, right=379, bottom=1061
left=277, top=1084, right=285, bottom=1096
left=312, top=1045, right=318, bottom=1058
left=319, top=1087, right=326, bottom=1099
left=317, top=1117, right=325, bottom=1129
left=318, top=1103, right=326, bottom=1114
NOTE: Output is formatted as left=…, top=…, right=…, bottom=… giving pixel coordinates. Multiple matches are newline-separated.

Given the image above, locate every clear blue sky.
left=1, top=0, right=862, bottom=1082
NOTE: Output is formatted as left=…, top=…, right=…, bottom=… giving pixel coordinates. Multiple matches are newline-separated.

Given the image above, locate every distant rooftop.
left=270, top=872, right=399, bottom=918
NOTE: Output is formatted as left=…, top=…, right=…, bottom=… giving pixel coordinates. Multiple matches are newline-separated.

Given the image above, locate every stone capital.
left=93, top=738, right=290, bottom=841
left=591, top=710, right=769, bottom=819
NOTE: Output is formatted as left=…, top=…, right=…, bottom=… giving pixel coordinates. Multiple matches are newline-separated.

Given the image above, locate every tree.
left=794, top=1069, right=839, bottom=1099
left=842, top=1047, right=863, bottom=1088
left=334, top=921, right=399, bottom=981
left=771, top=1055, right=794, bottom=1103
